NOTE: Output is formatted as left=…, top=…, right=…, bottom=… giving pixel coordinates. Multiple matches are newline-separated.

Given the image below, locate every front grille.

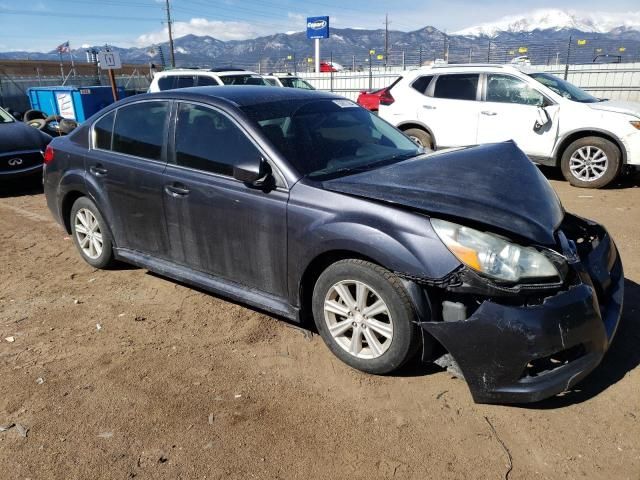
left=0, top=150, right=43, bottom=172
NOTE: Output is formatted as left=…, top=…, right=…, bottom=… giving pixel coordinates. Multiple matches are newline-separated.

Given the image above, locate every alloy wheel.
left=74, top=208, right=103, bottom=260
left=323, top=280, right=393, bottom=359
left=569, top=146, right=609, bottom=182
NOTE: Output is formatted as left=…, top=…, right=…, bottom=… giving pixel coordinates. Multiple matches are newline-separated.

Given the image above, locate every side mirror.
left=233, top=157, right=269, bottom=185
left=534, top=106, right=551, bottom=130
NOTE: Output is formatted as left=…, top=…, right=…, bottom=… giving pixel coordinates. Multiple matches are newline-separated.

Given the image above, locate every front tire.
left=70, top=197, right=114, bottom=269
left=560, top=137, right=621, bottom=188
left=312, top=259, right=420, bottom=374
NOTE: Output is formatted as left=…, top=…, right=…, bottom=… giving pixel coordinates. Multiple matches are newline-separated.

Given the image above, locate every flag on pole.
left=56, top=41, right=70, bottom=53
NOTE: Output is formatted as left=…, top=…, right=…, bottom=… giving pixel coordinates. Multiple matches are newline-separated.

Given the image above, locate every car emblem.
left=8, top=158, right=23, bottom=166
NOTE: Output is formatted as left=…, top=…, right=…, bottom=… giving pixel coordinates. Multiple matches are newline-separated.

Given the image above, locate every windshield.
left=242, top=99, right=421, bottom=180
left=279, top=77, right=315, bottom=90
left=219, top=74, right=268, bottom=86
left=529, top=72, right=599, bottom=103
left=0, top=107, right=14, bottom=123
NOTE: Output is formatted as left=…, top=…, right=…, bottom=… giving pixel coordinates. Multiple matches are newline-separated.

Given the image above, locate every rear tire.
left=560, top=136, right=621, bottom=188
left=404, top=128, right=433, bottom=150
left=23, top=109, right=46, bottom=122
left=70, top=197, right=114, bottom=269
left=312, top=259, right=420, bottom=374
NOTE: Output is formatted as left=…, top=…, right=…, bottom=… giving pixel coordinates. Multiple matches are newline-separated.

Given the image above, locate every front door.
left=162, top=102, right=289, bottom=297
left=86, top=100, right=171, bottom=257
left=476, top=74, right=560, bottom=158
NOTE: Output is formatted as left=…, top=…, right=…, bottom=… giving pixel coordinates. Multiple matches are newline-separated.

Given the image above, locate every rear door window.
left=174, top=76, right=195, bottom=89
left=173, top=102, right=261, bottom=177
left=434, top=74, right=479, bottom=100
left=112, top=101, right=169, bottom=161
left=196, top=75, right=218, bottom=86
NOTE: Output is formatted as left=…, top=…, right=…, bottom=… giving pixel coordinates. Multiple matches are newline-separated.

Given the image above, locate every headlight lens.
left=431, top=219, right=560, bottom=282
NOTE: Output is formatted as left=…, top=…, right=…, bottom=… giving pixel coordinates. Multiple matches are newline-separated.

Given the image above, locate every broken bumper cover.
left=422, top=228, right=624, bottom=405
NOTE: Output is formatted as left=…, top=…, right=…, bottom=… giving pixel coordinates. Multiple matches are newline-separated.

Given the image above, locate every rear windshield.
left=219, top=74, right=268, bottom=86
left=241, top=99, right=421, bottom=180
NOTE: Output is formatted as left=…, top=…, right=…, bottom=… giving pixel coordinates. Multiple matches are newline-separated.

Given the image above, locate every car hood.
left=587, top=100, right=640, bottom=118
left=322, top=142, right=564, bottom=245
left=0, top=121, right=51, bottom=153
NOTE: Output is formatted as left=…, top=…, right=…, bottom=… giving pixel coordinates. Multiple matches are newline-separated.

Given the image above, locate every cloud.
left=136, top=18, right=272, bottom=45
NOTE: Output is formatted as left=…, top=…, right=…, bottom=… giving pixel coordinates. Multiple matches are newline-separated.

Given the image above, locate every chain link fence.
left=0, top=71, right=151, bottom=112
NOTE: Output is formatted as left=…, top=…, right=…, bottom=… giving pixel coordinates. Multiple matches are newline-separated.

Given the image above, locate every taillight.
left=43, top=145, right=55, bottom=164
left=379, top=88, right=395, bottom=106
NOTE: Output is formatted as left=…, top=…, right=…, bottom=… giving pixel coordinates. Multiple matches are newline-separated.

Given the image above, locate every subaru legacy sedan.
left=43, top=87, right=623, bottom=404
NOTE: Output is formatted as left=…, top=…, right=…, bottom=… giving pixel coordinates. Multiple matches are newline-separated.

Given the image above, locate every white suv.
left=148, top=68, right=268, bottom=92
left=379, top=64, right=640, bottom=188
left=262, top=73, right=315, bottom=90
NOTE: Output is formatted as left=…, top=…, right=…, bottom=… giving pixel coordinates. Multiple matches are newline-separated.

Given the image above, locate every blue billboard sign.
left=306, top=16, right=329, bottom=39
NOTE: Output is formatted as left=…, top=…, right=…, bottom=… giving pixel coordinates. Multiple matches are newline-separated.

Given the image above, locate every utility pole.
left=164, top=0, right=176, bottom=68
left=384, top=13, right=390, bottom=70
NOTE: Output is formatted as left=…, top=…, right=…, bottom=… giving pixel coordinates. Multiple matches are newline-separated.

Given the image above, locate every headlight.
left=431, top=219, right=560, bottom=282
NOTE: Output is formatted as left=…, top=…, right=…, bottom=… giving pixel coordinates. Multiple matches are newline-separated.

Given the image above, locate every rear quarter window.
left=411, top=75, right=433, bottom=94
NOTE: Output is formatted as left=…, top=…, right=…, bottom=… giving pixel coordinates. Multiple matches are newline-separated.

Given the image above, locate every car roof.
left=134, top=85, right=341, bottom=107
left=406, top=64, right=525, bottom=77
left=155, top=69, right=258, bottom=77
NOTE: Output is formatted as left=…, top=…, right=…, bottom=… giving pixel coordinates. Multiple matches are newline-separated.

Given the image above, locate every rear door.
left=418, top=73, right=482, bottom=147
left=161, top=101, right=289, bottom=297
left=86, top=100, right=171, bottom=257
left=476, top=73, right=559, bottom=158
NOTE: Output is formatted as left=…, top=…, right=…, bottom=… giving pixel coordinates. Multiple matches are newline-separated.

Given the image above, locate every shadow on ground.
left=521, top=278, right=640, bottom=409
left=0, top=176, right=43, bottom=198
left=539, top=165, right=640, bottom=189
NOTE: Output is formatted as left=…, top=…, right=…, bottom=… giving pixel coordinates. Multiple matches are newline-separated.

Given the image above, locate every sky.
left=1, top=0, right=640, bottom=52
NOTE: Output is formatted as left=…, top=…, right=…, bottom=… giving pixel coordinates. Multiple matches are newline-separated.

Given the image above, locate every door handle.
left=164, top=183, right=190, bottom=197
left=89, top=165, right=108, bottom=176
left=481, top=111, right=497, bottom=116
left=422, top=105, right=436, bottom=110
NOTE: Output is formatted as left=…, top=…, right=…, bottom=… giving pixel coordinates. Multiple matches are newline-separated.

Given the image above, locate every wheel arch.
left=61, top=190, right=86, bottom=234
left=554, top=129, right=626, bottom=166
left=396, top=121, right=437, bottom=148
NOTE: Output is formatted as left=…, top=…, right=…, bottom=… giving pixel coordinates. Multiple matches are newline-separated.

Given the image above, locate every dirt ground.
left=1, top=171, right=639, bottom=480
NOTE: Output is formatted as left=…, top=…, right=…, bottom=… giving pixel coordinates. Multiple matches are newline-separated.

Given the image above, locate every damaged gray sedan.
left=43, top=87, right=623, bottom=404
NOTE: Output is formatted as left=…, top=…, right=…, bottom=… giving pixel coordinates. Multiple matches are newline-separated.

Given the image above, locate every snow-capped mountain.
left=455, top=8, right=640, bottom=37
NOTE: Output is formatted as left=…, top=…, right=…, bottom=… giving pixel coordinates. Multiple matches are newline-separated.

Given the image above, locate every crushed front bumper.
left=421, top=218, right=624, bottom=404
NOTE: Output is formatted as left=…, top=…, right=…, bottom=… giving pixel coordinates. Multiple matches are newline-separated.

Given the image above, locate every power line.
left=0, top=9, right=161, bottom=22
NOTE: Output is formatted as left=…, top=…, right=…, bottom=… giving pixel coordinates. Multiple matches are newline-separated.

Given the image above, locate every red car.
left=319, top=61, right=343, bottom=72
left=357, top=78, right=402, bottom=112
left=357, top=88, right=386, bottom=111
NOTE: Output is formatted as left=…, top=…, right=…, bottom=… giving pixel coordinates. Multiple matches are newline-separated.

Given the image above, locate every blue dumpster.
left=27, top=86, right=125, bottom=122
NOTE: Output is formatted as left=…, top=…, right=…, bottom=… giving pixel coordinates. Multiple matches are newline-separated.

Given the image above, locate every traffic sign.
left=98, top=50, right=122, bottom=70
